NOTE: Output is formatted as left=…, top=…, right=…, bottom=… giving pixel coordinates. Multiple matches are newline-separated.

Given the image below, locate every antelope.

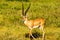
left=21, top=3, right=45, bottom=40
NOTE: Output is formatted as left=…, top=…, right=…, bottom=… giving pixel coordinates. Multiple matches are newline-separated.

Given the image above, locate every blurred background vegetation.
left=0, top=0, right=60, bottom=40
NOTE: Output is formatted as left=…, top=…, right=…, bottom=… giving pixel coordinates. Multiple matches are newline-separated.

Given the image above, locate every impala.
left=21, top=3, right=45, bottom=40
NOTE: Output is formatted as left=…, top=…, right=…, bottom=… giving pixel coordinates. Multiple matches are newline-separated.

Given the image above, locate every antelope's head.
left=21, top=3, right=31, bottom=21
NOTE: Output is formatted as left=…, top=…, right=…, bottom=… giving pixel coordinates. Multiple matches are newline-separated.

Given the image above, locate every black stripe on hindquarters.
left=38, top=22, right=41, bottom=28
left=38, top=25, right=40, bottom=28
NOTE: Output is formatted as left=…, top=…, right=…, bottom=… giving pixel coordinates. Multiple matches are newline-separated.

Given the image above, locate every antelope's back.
left=33, top=18, right=45, bottom=26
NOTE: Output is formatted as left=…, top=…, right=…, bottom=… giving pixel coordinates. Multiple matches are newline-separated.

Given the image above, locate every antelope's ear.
left=25, top=3, right=31, bottom=16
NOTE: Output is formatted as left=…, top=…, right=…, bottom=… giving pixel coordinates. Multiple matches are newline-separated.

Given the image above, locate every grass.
left=0, top=0, right=60, bottom=40
left=0, top=25, right=60, bottom=40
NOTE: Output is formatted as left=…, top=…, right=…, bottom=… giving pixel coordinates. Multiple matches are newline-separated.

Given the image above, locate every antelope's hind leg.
left=39, top=25, right=45, bottom=40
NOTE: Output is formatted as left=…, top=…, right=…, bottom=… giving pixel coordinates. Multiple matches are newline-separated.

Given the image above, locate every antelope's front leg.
left=29, top=29, right=35, bottom=40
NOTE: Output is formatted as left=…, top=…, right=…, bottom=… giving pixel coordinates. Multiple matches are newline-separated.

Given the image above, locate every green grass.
left=0, top=0, right=60, bottom=40
left=0, top=26, right=60, bottom=40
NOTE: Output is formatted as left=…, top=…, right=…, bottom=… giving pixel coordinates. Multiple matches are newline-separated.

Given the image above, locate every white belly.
left=28, top=26, right=39, bottom=30
left=29, top=25, right=42, bottom=30
left=33, top=26, right=39, bottom=28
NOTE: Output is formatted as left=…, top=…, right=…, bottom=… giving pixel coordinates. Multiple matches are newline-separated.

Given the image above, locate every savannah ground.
left=0, top=0, right=60, bottom=40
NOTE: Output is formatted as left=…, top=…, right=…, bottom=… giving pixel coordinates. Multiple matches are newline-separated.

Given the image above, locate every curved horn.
left=25, top=3, right=31, bottom=16
left=22, top=2, right=24, bottom=16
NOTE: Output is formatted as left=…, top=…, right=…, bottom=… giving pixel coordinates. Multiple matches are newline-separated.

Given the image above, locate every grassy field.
left=0, top=26, right=60, bottom=40
left=0, top=0, right=60, bottom=40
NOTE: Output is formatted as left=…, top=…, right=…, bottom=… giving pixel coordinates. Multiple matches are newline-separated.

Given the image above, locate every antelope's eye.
left=24, top=16, right=26, bottom=18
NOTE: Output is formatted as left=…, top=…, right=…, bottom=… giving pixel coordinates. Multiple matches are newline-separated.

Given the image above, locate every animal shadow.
left=25, top=32, right=42, bottom=40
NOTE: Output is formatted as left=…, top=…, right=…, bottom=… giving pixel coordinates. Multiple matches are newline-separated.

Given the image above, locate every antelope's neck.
left=24, top=19, right=28, bottom=24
